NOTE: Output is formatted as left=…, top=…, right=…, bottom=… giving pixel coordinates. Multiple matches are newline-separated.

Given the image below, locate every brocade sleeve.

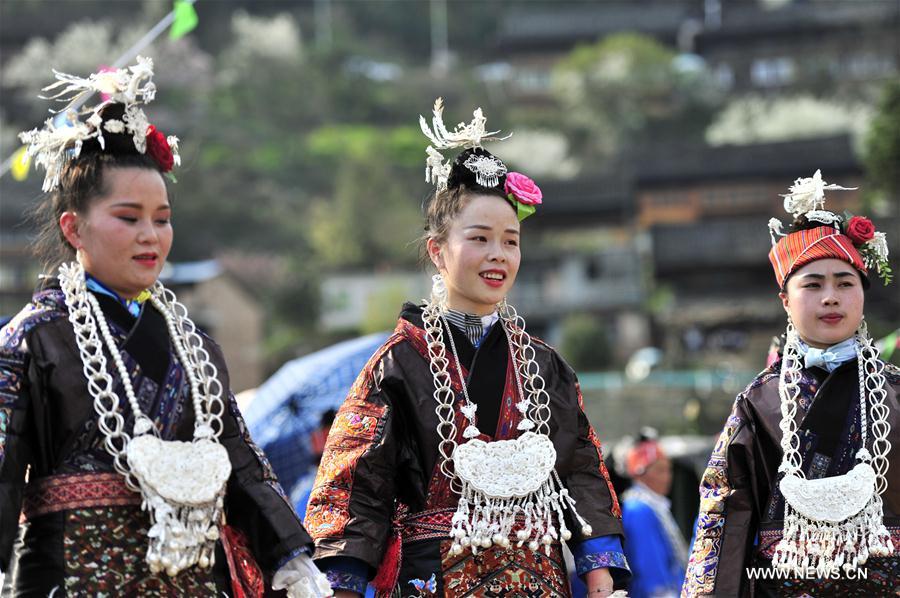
left=207, top=340, right=313, bottom=574
left=550, top=351, right=630, bottom=587
left=0, top=317, right=38, bottom=571
left=305, top=338, right=403, bottom=575
left=681, top=394, right=757, bottom=597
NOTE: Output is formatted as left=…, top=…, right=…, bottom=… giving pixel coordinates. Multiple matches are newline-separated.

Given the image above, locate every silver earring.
left=430, top=273, right=448, bottom=312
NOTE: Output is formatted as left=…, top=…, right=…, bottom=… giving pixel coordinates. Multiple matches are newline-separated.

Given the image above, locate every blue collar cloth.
left=85, top=275, right=143, bottom=318
left=800, top=337, right=857, bottom=372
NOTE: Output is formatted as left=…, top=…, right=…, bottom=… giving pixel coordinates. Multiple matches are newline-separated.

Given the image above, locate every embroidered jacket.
left=0, top=283, right=312, bottom=594
left=306, top=303, right=628, bottom=597
left=682, top=357, right=900, bottom=597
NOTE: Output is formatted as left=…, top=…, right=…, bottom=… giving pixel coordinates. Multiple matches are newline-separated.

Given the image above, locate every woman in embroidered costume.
left=0, top=59, right=331, bottom=597
left=682, top=171, right=900, bottom=597
left=305, top=100, right=630, bottom=597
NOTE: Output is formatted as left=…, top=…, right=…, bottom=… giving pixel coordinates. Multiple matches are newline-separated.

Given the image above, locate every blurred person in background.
left=0, top=60, right=329, bottom=597
left=683, top=172, right=900, bottom=596
left=304, top=100, right=630, bottom=597
left=622, top=432, right=688, bottom=598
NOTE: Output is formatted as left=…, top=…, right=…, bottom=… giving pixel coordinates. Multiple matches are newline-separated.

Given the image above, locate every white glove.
left=272, top=553, right=334, bottom=598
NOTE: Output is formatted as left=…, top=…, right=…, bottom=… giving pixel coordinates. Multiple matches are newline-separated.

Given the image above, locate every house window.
left=586, top=258, right=604, bottom=281
left=650, top=191, right=688, bottom=206
left=751, top=57, right=795, bottom=87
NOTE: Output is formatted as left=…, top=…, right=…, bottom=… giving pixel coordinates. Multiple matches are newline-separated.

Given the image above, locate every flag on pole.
left=169, top=0, right=198, bottom=40
left=10, top=146, right=30, bottom=181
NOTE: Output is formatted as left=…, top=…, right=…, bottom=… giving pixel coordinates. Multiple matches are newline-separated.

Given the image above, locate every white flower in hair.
left=125, top=104, right=150, bottom=153
left=767, top=217, right=785, bottom=245
left=104, top=119, right=126, bottom=134
left=167, top=136, right=182, bottom=168
left=866, top=232, right=889, bottom=264
left=780, top=169, right=856, bottom=218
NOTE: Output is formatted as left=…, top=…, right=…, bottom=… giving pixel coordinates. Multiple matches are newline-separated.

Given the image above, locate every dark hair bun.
left=788, top=214, right=838, bottom=234
left=446, top=147, right=507, bottom=195
left=79, top=103, right=142, bottom=157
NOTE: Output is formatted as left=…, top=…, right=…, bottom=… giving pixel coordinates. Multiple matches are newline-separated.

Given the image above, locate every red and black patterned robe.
left=306, top=304, right=626, bottom=597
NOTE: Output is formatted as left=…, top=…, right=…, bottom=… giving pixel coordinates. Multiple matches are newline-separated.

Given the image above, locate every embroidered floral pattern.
left=682, top=397, right=747, bottom=597
left=305, top=335, right=401, bottom=538
left=63, top=505, right=218, bottom=593
left=325, top=569, right=368, bottom=595
left=408, top=573, right=437, bottom=597
left=441, top=540, right=569, bottom=597
left=574, top=551, right=631, bottom=577
left=683, top=365, right=781, bottom=597
left=1, top=291, right=67, bottom=471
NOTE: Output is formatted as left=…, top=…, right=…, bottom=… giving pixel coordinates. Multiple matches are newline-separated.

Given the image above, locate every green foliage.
left=864, top=79, right=900, bottom=198
left=558, top=313, right=613, bottom=370
left=308, top=154, right=421, bottom=268
left=552, top=33, right=721, bottom=166
left=306, top=124, right=422, bottom=167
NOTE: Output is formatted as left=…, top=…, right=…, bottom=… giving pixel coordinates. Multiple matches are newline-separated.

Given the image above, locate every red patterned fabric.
left=768, top=225, right=866, bottom=288
left=304, top=334, right=401, bottom=538
left=221, top=524, right=265, bottom=598
left=22, top=472, right=141, bottom=520
left=441, top=539, right=570, bottom=597
left=574, top=381, right=621, bottom=518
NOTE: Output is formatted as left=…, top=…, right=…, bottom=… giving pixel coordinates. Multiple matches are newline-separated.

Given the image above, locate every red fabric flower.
left=504, top=172, right=543, bottom=205
left=846, top=216, right=875, bottom=244
left=145, top=125, right=174, bottom=172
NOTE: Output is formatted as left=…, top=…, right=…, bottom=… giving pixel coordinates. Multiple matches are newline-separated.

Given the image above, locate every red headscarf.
left=768, top=225, right=867, bottom=289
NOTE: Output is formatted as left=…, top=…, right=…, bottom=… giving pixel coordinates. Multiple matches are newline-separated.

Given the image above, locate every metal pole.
left=430, top=0, right=449, bottom=77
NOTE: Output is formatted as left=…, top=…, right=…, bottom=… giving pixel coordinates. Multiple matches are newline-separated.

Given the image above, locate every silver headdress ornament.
left=18, top=56, right=181, bottom=191
left=779, top=169, right=856, bottom=219
left=768, top=169, right=857, bottom=246
left=419, top=97, right=511, bottom=191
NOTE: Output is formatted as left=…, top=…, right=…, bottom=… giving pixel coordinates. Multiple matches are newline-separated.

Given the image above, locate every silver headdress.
left=18, top=56, right=180, bottom=191
left=419, top=98, right=511, bottom=191
left=779, top=169, right=856, bottom=220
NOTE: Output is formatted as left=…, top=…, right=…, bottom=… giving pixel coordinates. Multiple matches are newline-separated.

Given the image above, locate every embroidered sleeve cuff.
left=322, top=557, right=369, bottom=595
left=575, top=550, right=631, bottom=577
left=324, top=569, right=368, bottom=594
left=573, top=536, right=631, bottom=585
left=275, top=545, right=311, bottom=571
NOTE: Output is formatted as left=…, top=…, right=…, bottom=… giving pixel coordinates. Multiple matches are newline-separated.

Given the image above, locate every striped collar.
left=443, top=308, right=499, bottom=348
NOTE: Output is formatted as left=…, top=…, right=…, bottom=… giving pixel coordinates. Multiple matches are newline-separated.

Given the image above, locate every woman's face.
left=781, top=258, right=864, bottom=349
left=60, top=166, right=172, bottom=299
left=428, top=194, right=521, bottom=316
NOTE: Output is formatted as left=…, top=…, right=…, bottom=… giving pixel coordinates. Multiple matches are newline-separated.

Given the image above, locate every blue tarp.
left=244, top=332, right=391, bottom=512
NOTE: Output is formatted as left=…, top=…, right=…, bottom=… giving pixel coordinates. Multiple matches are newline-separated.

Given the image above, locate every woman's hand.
left=585, top=567, right=616, bottom=597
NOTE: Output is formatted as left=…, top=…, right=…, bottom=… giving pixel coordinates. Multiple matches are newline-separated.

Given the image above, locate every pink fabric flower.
left=504, top=172, right=542, bottom=205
